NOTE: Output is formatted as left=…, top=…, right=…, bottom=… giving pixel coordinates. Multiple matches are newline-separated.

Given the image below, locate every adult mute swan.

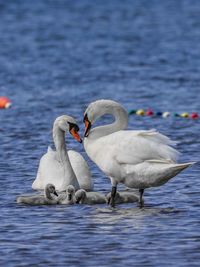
left=83, top=99, right=194, bottom=207
left=32, top=115, right=93, bottom=192
left=17, top=184, right=58, bottom=205
left=75, top=189, right=107, bottom=205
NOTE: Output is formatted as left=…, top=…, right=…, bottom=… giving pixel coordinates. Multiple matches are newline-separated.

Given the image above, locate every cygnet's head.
left=45, top=184, right=58, bottom=197
left=75, top=189, right=87, bottom=203
left=66, top=185, right=75, bottom=201
left=54, top=115, right=82, bottom=143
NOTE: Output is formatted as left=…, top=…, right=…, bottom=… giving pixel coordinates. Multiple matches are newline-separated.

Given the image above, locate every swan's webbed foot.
left=139, top=189, right=144, bottom=208
left=108, top=186, right=117, bottom=208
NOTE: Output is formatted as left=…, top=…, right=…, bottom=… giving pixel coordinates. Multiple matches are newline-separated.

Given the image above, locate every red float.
left=190, top=112, right=199, bottom=119
left=146, top=109, right=154, bottom=116
left=0, top=97, right=12, bottom=109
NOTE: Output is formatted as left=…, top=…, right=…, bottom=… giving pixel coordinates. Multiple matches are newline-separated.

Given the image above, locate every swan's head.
left=66, top=185, right=75, bottom=201
left=83, top=99, right=126, bottom=137
left=45, top=184, right=58, bottom=197
left=75, top=189, right=86, bottom=203
left=54, top=115, right=82, bottom=143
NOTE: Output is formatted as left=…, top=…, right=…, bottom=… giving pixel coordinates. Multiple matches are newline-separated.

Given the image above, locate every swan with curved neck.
left=83, top=99, right=194, bottom=207
left=32, top=115, right=93, bottom=192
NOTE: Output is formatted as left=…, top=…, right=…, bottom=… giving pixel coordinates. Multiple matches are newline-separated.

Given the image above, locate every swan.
left=106, top=191, right=139, bottom=205
left=75, top=189, right=107, bottom=205
left=17, top=183, right=58, bottom=205
left=57, top=185, right=76, bottom=204
left=83, top=99, right=195, bottom=207
left=32, top=115, right=93, bottom=192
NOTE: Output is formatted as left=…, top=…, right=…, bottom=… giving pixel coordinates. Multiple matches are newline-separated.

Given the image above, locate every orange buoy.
left=0, top=97, right=12, bottom=109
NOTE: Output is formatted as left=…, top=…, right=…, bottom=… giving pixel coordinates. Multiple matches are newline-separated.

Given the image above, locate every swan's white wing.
left=32, top=148, right=64, bottom=190
left=84, top=129, right=180, bottom=180
left=68, top=150, right=93, bottom=191
left=95, top=129, right=179, bottom=166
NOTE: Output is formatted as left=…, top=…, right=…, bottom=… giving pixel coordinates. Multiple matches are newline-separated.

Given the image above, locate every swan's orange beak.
left=84, top=117, right=91, bottom=137
left=70, top=128, right=82, bottom=143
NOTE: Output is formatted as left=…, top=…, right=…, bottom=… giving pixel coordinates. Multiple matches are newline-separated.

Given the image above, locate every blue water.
left=0, top=0, right=200, bottom=266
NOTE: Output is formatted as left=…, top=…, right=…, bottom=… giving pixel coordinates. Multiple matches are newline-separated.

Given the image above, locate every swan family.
left=17, top=99, right=194, bottom=207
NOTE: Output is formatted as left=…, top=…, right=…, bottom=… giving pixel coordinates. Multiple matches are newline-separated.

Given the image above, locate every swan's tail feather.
left=169, top=162, right=196, bottom=176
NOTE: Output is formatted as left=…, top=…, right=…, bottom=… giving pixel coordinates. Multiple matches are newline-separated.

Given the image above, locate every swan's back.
left=68, top=150, right=93, bottom=191
left=90, top=129, right=180, bottom=165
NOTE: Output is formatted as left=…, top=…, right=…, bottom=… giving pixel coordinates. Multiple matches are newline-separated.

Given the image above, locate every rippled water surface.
left=0, top=1, right=200, bottom=266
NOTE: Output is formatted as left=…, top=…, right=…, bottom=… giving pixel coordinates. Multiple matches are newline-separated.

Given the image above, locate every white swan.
left=106, top=191, right=139, bottom=205
left=17, top=183, right=58, bottom=205
left=32, top=115, right=93, bottom=192
left=75, top=189, right=107, bottom=205
left=57, top=185, right=76, bottom=204
left=83, top=99, right=195, bottom=207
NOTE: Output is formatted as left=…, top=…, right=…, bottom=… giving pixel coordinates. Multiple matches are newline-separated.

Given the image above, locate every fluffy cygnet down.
left=75, top=189, right=107, bottom=205
left=57, top=185, right=76, bottom=204
left=106, top=191, right=139, bottom=205
left=16, top=183, right=58, bottom=205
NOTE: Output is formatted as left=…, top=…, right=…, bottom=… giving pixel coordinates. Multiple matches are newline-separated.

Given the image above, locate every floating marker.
left=190, top=112, right=199, bottom=119
left=180, top=112, right=189, bottom=118
left=162, top=111, right=170, bottom=118
left=174, top=113, right=180, bottom=117
left=136, top=109, right=145, bottom=116
left=146, top=109, right=154, bottom=116
left=129, top=108, right=199, bottom=120
left=129, top=109, right=137, bottom=115
left=0, top=97, right=12, bottom=109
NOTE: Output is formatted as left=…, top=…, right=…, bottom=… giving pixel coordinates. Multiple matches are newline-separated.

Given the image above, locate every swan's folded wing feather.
left=103, top=130, right=180, bottom=165
left=136, top=129, right=177, bottom=145
left=68, top=150, right=93, bottom=191
left=33, top=150, right=64, bottom=189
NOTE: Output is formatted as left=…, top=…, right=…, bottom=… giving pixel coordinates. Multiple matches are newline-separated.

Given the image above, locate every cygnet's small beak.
left=54, top=191, right=58, bottom=197
left=68, top=193, right=72, bottom=201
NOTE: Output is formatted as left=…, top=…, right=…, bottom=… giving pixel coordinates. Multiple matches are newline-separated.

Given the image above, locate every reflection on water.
left=90, top=206, right=183, bottom=229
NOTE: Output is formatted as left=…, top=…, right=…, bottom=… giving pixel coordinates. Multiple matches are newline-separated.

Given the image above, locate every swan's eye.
left=68, top=122, right=79, bottom=132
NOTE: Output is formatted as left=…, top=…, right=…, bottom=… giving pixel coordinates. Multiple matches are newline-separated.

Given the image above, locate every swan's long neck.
left=90, top=105, right=128, bottom=139
left=53, top=123, right=68, bottom=163
left=53, top=122, right=79, bottom=189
